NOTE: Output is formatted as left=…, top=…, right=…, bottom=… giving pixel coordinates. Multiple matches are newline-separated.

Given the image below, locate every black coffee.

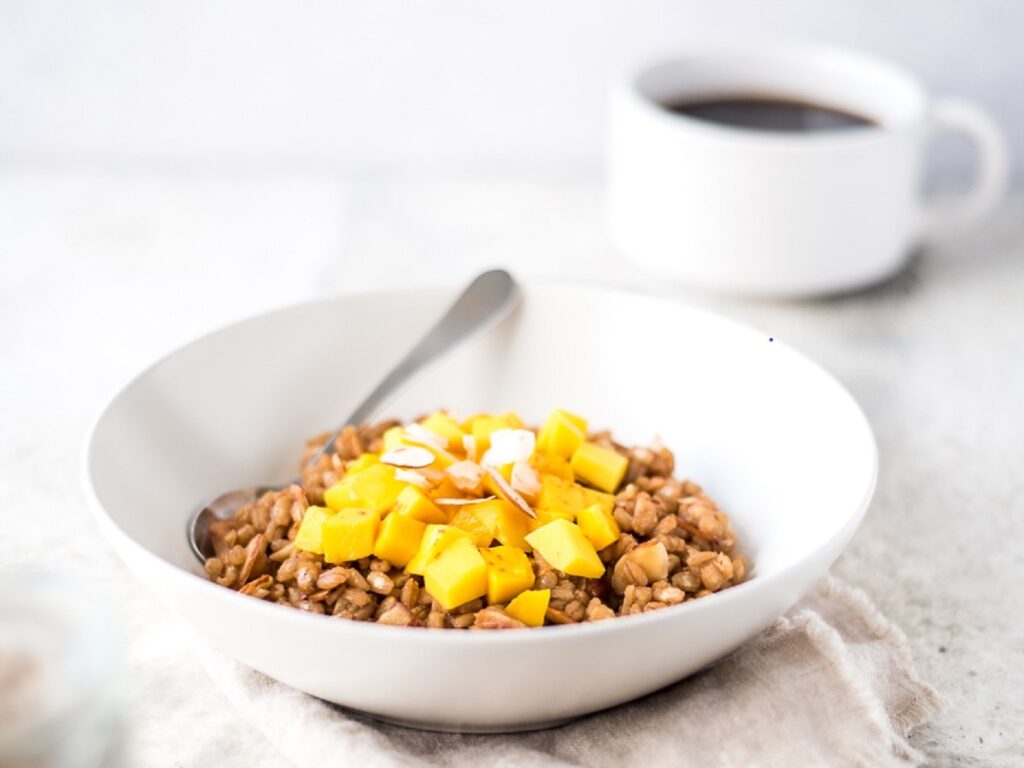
left=662, top=95, right=875, bottom=132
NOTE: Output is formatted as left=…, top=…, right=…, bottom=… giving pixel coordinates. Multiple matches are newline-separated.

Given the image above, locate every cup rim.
left=615, top=43, right=927, bottom=146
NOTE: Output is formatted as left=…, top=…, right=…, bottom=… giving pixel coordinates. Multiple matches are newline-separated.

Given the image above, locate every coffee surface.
left=663, top=95, right=875, bottom=132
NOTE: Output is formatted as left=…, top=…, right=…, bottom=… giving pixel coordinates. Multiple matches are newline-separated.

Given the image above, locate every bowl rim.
left=82, top=280, right=878, bottom=645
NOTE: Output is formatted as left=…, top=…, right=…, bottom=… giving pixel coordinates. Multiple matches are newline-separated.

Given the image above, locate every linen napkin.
left=191, top=576, right=942, bottom=768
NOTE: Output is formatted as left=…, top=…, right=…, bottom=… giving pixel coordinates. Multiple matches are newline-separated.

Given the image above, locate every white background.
left=1, top=0, right=1020, bottom=183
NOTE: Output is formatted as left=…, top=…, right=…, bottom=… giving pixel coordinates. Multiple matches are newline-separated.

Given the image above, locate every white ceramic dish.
left=83, top=283, right=877, bottom=732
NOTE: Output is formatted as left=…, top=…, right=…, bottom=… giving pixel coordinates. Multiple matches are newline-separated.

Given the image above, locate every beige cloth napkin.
left=192, top=576, right=942, bottom=768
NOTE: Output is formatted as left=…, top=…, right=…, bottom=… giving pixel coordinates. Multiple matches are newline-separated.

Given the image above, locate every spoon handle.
left=312, top=269, right=521, bottom=465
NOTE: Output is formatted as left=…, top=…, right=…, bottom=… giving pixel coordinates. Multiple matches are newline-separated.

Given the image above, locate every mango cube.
left=293, top=506, right=333, bottom=555
left=469, top=413, right=523, bottom=453
left=423, top=537, right=489, bottom=610
left=536, top=474, right=586, bottom=518
left=577, top=503, right=621, bottom=551
left=581, top=487, right=615, bottom=515
left=473, top=498, right=532, bottom=550
left=392, top=485, right=446, bottom=524
left=529, top=506, right=576, bottom=532
left=449, top=506, right=496, bottom=548
left=536, top=409, right=586, bottom=458
left=524, top=519, right=605, bottom=578
left=324, top=462, right=407, bottom=513
left=532, top=451, right=574, bottom=482
left=382, top=426, right=405, bottom=452
left=345, top=453, right=379, bottom=475
left=372, top=511, right=427, bottom=567
left=321, top=508, right=380, bottom=564
left=570, top=442, right=628, bottom=493
left=419, top=411, right=466, bottom=449
left=405, top=524, right=472, bottom=575
left=505, top=589, right=550, bottom=627
left=481, top=546, right=535, bottom=604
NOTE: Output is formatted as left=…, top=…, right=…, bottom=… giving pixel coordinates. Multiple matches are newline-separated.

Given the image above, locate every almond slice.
left=482, top=428, right=535, bottom=466
left=483, top=465, right=536, bottom=519
left=445, top=460, right=486, bottom=494
left=403, top=423, right=448, bottom=450
left=380, top=446, right=435, bottom=468
left=434, top=496, right=496, bottom=506
left=462, top=434, right=478, bottom=463
left=394, top=468, right=430, bottom=488
left=510, top=460, right=541, bottom=503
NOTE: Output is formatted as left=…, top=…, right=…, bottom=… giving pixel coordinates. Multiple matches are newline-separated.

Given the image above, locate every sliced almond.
left=380, top=446, right=436, bottom=468
left=510, top=460, right=541, bottom=503
left=482, top=428, right=535, bottom=467
left=403, top=423, right=448, bottom=450
left=483, top=465, right=536, bottom=519
left=462, top=434, right=478, bottom=463
left=394, top=468, right=430, bottom=488
left=445, top=460, right=486, bottom=494
left=434, top=496, right=496, bottom=506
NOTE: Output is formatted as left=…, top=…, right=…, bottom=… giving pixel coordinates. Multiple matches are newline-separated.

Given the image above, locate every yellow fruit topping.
left=448, top=506, right=496, bottom=548
left=524, top=519, right=605, bottom=578
left=405, top=524, right=472, bottom=576
left=392, top=485, right=447, bottom=524
left=372, top=511, right=427, bottom=568
left=293, top=506, right=333, bottom=555
left=481, top=546, right=535, bottom=604
left=536, top=474, right=586, bottom=518
left=536, top=408, right=586, bottom=458
left=473, top=498, right=532, bottom=550
left=576, top=502, right=621, bottom=551
left=423, top=537, right=489, bottom=610
left=419, top=411, right=466, bottom=449
left=323, top=462, right=407, bottom=513
left=321, top=507, right=380, bottom=564
left=569, top=441, right=628, bottom=493
left=505, top=589, right=550, bottom=627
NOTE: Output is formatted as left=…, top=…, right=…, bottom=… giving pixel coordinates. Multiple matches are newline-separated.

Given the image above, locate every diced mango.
left=473, top=498, right=532, bottom=550
left=448, top=506, right=495, bottom=547
left=324, top=462, right=407, bottom=513
left=469, top=413, right=523, bottom=453
left=392, top=485, right=446, bottom=524
left=382, top=426, right=405, bottom=452
left=423, top=537, right=489, bottom=610
left=321, top=508, right=380, bottom=564
left=293, top=506, right=333, bottom=555
left=405, top=524, right=472, bottom=575
left=581, top=487, right=615, bottom=515
left=505, top=589, right=550, bottom=627
left=536, top=409, right=586, bottom=458
left=577, top=503, right=621, bottom=551
left=372, top=511, right=427, bottom=567
left=536, top=474, right=586, bottom=517
left=529, top=506, right=576, bottom=531
left=524, top=519, right=605, bottom=578
left=426, top=477, right=462, bottom=503
left=570, top=442, right=628, bottom=493
left=419, top=411, right=466, bottom=449
left=345, top=453, right=379, bottom=475
left=481, top=546, right=535, bottom=604
left=532, top=451, right=574, bottom=482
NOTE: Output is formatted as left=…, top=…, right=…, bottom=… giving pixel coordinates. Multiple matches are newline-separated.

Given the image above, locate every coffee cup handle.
left=921, top=98, right=1009, bottom=242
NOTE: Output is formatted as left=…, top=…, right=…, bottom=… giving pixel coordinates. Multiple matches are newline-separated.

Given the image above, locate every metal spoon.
left=188, top=269, right=522, bottom=564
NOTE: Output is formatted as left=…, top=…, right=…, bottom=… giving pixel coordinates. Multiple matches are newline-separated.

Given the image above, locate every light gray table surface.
left=1, top=172, right=1021, bottom=766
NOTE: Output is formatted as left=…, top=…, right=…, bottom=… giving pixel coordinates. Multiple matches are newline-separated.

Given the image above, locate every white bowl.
left=83, top=283, right=876, bottom=732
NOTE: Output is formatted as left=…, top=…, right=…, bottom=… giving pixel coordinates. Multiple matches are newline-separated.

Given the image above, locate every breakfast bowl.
left=83, top=282, right=876, bottom=732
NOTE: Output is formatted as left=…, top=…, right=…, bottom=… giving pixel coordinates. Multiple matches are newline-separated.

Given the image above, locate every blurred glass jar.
left=0, top=573, right=123, bottom=768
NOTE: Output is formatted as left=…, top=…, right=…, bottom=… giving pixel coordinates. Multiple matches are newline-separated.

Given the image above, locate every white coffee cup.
left=607, top=45, right=1009, bottom=297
